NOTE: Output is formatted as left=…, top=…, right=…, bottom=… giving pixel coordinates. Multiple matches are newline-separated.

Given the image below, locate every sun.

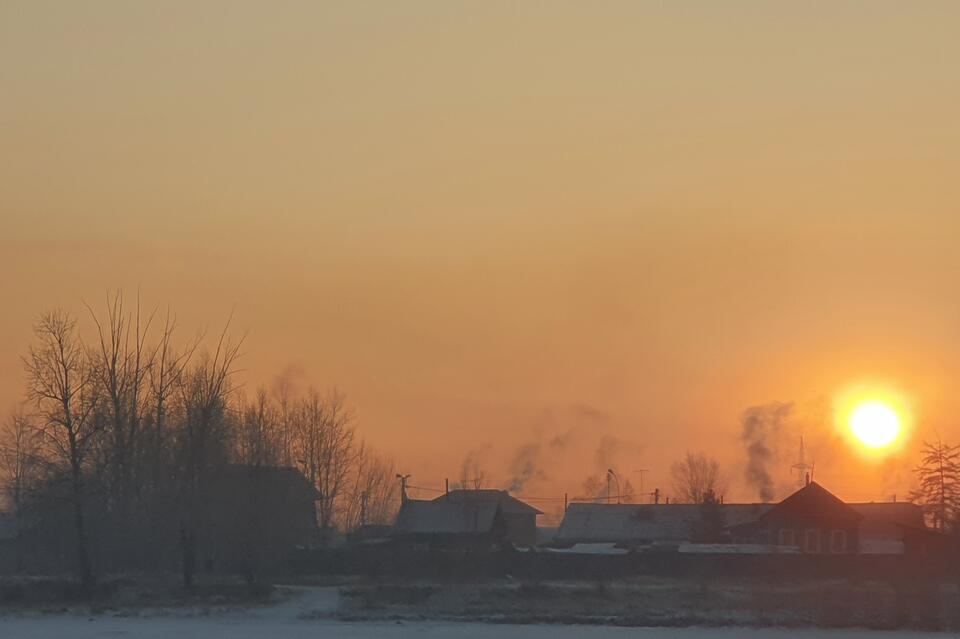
left=849, top=401, right=901, bottom=449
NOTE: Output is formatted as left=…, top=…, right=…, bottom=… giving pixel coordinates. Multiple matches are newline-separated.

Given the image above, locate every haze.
left=3, top=1, right=960, bottom=503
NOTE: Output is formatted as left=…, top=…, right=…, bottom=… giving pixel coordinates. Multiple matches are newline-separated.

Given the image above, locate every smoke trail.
left=741, top=402, right=794, bottom=502
left=506, top=442, right=546, bottom=492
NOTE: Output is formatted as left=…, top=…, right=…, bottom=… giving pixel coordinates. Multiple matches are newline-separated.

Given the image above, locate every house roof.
left=556, top=502, right=771, bottom=544
left=849, top=502, right=925, bottom=528
left=394, top=499, right=501, bottom=535
left=759, top=481, right=861, bottom=525
left=218, top=464, right=321, bottom=500
left=432, top=489, right=543, bottom=515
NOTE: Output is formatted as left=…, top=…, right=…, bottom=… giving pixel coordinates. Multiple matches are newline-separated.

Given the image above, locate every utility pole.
left=396, top=473, right=411, bottom=503
left=607, top=469, right=621, bottom=504
left=633, top=469, right=649, bottom=503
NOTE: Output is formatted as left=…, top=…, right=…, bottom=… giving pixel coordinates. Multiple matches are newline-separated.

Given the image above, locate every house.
left=556, top=482, right=932, bottom=556
left=732, top=482, right=936, bottom=555
left=556, top=502, right=770, bottom=547
left=431, top=490, right=542, bottom=546
left=744, top=481, right=861, bottom=554
left=393, top=490, right=541, bottom=549
left=850, top=501, right=925, bottom=554
left=393, top=498, right=508, bottom=549
left=201, top=465, right=322, bottom=569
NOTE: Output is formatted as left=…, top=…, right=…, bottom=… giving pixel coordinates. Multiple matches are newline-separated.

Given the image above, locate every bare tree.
left=174, top=321, right=243, bottom=586
left=146, top=309, right=195, bottom=483
left=910, top=439, right=960, bottom=532
left=0, top=411, right=38, bottom=571
left=86, top=291, right=156, bottom=513
left=236, top=388, right=281, bottom=467
left=670, top=451, right=724, bottom=504
left=341, top=441, right=398, bottom=530
left=294, top=388, right=355, bottom=538
left=22, top=310, right=101, bottom=589
left=0, top=411, right=38, bottom=513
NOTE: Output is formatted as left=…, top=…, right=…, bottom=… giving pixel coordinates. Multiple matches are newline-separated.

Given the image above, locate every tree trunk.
left=71, top=461, right=95, bottom=592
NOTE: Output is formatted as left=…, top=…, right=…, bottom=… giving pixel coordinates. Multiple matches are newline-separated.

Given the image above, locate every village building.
left=432, top=490, right=542, bottom=546
left=736, top=481, right=861, bottom=553
left=556, top=502, right=768, bottom=547
left=556, top=481, right=936, bottom=556
left=393, top=489, right=542, bottom=548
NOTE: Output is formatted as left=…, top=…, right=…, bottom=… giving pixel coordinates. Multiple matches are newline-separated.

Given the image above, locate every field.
left=1, top=579, right=958, bottom=637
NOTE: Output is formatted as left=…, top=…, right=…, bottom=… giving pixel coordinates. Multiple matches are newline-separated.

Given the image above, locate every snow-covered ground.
left=0, top=587, right=946, bottom=639
left=0, top=616, right=946, bottom=639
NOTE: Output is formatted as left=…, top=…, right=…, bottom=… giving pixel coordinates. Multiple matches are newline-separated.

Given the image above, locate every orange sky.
left=3, top=2, right=960, bottom=508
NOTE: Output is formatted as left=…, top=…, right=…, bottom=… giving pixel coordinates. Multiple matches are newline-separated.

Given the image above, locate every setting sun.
left=849, top=401, right=901, bottom=449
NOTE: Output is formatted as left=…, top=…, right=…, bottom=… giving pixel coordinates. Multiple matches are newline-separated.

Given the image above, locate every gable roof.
left=759, top=481, right=861, bottom=525
left=557, top=502, right=770, bottom=544
left=217, top=464, right=321, bottom=500
left=432, top=489, right=543, bottom=515
left=394, top=499, right=501, bottom=535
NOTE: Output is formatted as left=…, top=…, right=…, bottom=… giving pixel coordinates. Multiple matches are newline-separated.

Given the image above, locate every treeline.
left=0, top=293, right=398, bottom=588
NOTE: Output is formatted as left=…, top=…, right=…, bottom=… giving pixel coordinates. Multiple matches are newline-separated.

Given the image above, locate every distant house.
left=393, top=498, right=506, bottom=549
left=432, top=490, right=542, bottom=546
left=202, top=465, right=321, bottom=569
left=393, top=490, right=542, bottom=548
left=556, top=482, right=936, bottom=556
left=556, top=502, right=768, bottom=547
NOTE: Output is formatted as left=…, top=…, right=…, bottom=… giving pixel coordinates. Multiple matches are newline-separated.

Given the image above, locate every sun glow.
left=849, top=401, right=901, bottom=449
left=835, top=385, right=912, bottom=457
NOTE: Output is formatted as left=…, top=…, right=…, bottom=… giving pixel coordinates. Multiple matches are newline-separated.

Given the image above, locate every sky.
left=2, top=1, right=960, bottom=508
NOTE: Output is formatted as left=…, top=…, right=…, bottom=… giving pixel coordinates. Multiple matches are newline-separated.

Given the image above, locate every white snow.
left=0, top=587, right=946, bottom=639
left=677, top=543, right=801, bottom=554
left=544, top=543, right=629, bottom=555
left=0, top=615, right=945, bottom=639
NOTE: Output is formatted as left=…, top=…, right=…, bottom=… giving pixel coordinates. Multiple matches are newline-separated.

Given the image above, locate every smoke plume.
left=506, top=442, right=546, bottom=492
left=741, top=402, right=794, bottom=502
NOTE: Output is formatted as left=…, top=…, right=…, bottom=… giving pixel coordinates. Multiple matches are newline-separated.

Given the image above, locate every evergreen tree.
left=910, top=439, right=960, bottom=532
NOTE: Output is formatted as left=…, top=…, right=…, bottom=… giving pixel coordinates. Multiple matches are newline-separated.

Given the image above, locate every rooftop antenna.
left=791, top=437, right=813, bottom=489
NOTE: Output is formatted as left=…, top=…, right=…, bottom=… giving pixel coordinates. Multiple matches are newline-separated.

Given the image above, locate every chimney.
left=445, top=478, right=449, bottom=495
left=804, top=472, right=810, bottom=486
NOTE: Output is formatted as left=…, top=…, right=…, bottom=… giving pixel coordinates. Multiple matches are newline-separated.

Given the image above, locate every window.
left=805, top=529, right=821, bottom=554
left=778, top=528, right=795, bottom=546
left=830, top=529, right=847, bottom=554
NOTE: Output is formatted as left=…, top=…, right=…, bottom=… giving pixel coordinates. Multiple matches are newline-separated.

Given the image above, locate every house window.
left=805, top=529, right=821, bottom=554
left=778, top=528, right=795, bottom=546
left=830, top=529, right=847, bottom=554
